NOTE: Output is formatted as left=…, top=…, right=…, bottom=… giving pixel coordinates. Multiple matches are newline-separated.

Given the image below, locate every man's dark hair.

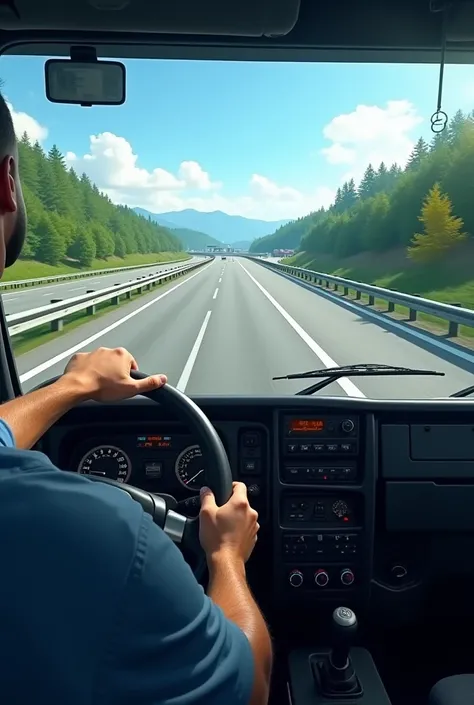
left=0, top=91, right=17, bottom=157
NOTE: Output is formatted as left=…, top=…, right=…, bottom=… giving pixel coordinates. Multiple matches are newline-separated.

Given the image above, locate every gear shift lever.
left=331, top=606, right=358, bottom=669
left=312, top=607, right=363, bottom=698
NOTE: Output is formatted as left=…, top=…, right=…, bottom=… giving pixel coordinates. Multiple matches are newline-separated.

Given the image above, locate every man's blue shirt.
left=0, top=419, right=254, bottom=704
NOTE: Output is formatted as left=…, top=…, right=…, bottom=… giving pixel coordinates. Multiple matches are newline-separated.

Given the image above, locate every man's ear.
left=0, top=155, right=17, bottom=214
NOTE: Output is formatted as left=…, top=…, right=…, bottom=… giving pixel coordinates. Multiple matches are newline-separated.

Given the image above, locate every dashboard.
left=39, top=394, right=474, bottom=626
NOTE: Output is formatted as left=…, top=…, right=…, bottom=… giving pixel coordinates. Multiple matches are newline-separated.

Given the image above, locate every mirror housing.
left=45, top=54, right=126, bottom=107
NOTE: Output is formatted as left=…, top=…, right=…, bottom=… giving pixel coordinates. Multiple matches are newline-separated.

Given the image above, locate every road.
left=12, top=256, right=473, bottom=398
left=1, top=258, right=202, bottom=315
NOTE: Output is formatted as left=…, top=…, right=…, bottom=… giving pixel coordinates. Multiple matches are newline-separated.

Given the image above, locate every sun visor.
left=0, top=0, right=301, bottom=37
left=445, top=1, right=474, bottom=42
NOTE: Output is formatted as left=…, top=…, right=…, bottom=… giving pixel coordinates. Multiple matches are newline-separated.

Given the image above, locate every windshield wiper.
left=450, top=384, right=474, bottom=398
left=273, top=363, right=444, bottom=396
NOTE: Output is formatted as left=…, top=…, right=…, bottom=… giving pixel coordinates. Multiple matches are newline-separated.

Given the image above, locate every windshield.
left=1, top=54, right=473, bottom=399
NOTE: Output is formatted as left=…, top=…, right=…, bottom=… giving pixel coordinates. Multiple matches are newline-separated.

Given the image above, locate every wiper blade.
left=273, top=363, right=444, bottom=396
left=450, top=384, right=474, bottom=398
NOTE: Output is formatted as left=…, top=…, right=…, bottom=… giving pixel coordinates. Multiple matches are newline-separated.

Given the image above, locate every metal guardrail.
left=6, top=258, right=212, bottom=337
left=248, top=257, right=474, bottom=338
left=0, top=256, right=192, bottom=291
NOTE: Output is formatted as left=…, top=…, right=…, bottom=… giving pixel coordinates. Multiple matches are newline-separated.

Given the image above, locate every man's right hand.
left=199, top=482, right=260, bottom=564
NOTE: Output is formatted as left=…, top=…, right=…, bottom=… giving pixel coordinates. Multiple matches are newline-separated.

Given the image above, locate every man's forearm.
left=0, top=375, right=88, bottom=449
left=207, top=553, right=273, bottom=703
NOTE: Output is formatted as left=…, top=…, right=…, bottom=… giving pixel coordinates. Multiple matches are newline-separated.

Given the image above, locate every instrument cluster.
left=72, top=431, right=210, bottom=507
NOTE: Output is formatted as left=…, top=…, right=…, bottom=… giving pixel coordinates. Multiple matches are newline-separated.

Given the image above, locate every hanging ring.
left=430, top=110, right=448, bottom=133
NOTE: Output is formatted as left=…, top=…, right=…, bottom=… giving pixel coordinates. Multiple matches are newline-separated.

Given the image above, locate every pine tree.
left=408, top=183, right=466, bottom=262
left=358, top=164, right=376, bottom=199
left=406, top=137, right=429, bottom=170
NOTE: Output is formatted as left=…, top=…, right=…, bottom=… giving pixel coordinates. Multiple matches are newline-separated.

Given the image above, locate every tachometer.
left=175, top=445, right=205, bottom=491
left=78, top=445, right=132, bottom=483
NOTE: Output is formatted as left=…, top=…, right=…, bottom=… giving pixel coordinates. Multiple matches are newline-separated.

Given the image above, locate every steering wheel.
left=33, top=370, right=234, bottom=579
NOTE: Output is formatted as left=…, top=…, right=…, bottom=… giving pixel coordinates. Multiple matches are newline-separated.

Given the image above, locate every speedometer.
left=78, top=445, right=132, bottom=483
left=175, top=445, right=206, bottom=491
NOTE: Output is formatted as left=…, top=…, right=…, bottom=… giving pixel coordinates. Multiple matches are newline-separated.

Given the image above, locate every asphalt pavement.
left=1, top=258, right=201, bottom=315
left=12, top=256, right=474, bottom=398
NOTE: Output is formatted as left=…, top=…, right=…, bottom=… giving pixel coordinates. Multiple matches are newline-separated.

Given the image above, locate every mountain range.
left=133, top=207, right=290, bottom=250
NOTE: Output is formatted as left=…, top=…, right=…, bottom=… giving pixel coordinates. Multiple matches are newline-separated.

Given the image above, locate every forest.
left=17, top=134, right=183, bottom=268
left=250, top=109, right=474, bottom=264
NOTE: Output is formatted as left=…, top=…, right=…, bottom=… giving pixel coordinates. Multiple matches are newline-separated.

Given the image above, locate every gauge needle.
left=186, top=468, right=204, bottom=485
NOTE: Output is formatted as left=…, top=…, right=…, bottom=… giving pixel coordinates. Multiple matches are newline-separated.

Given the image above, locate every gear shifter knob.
left=314, top=607, right=362, bottom=698
left=331, top=607, right=358, bottom=668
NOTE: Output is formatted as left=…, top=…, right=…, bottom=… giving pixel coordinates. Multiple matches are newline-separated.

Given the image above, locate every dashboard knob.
left=314, top=569, right=329, bottom=587
left=341, top=419, right=355, bottom=433
left=289, top=570, right=304, bottom=587
left=340, top=568, right=355, bottom=586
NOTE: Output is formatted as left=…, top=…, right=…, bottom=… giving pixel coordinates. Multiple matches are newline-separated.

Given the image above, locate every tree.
left=406, top=137, right=429, bottom=171
left=358, top=164, right=377, bottom=199
left=408, top=183, right=466, bottom=263
left=249, top=107, right=474, bottom=261
left=14, top=133, right=183, bottom=269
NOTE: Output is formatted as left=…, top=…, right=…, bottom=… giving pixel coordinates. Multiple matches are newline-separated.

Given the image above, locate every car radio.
left=281, top=415, right=360, bottom=483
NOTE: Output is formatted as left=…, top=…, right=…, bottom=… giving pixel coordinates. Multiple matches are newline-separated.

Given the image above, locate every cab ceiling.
left=1, top=0, right=474, bottom=64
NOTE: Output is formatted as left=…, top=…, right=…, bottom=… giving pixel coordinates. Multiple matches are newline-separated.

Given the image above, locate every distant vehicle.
left=221, top=256, right=227, bottom=260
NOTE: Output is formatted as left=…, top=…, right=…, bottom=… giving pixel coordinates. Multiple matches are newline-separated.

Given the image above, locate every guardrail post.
left=409, top=294, right=420, bottom=321
left=447, top=303, right=461, bottom=337
left=50, top=299, right=63, bottom=331
left=86, top=291, right=96, bottom=315
left=112, top=284, right=121, bottom=305
left=368, top=295, right=375, bottom=305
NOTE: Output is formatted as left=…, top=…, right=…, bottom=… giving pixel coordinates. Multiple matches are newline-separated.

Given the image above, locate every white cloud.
left=321, top=100, right=423, bottom=184
left=7, top=101, right=48, bottom=143
left=65, top=131, right=334, bottom=220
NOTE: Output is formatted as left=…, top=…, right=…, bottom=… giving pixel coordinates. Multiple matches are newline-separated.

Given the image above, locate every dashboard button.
left=341, top=419, right=355, bottom=433
left=144, top=462, right=162, bottom=478
left=289, top=570, right=304, bottom=587
left=314, top=569, right=329, bottom=587
left=241, top=459, right=260, bottom=475
left=243, top=432, right=260, bottom=447
left=340, top=569, right=355, bottom=586
left=247, top=483, right=261, bottom=497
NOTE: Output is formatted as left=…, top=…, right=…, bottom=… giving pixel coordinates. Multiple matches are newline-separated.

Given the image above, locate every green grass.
left=11, top=267, right=194, bottom=356
left=282, top=243, right=474, bottom=341
left=2, top=252, right=190, bottom=284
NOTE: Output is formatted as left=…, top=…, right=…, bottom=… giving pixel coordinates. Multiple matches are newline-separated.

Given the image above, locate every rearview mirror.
left=45, top=59, right=126, bottom=106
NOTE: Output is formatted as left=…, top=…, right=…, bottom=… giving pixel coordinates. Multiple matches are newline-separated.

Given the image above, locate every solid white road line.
left=237, top=261, right=365, bottom=398
left=213, top=288, right=219, bottom=300
left=20, top=263, right=213, bottom=384
left=176, top=310, right=212, bottom=392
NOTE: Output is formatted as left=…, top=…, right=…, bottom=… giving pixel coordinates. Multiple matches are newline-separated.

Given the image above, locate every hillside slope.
left=287, top=242, right=474, bottom=314
left=171, top=227, right=222, bottom=250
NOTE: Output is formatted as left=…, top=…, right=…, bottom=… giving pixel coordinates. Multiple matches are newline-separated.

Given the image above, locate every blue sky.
left=1, top=55, right=473, bottom=221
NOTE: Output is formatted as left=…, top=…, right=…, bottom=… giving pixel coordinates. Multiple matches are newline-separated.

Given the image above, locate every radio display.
left=136, top=434, right=172, bottom=449
left=289, top=419, right=325, bottom=433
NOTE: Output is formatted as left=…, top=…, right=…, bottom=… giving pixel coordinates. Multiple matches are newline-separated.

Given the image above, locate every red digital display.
left=290, top=419, right=325, bottom=432
left=136, top=434, right=172, bottom=449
